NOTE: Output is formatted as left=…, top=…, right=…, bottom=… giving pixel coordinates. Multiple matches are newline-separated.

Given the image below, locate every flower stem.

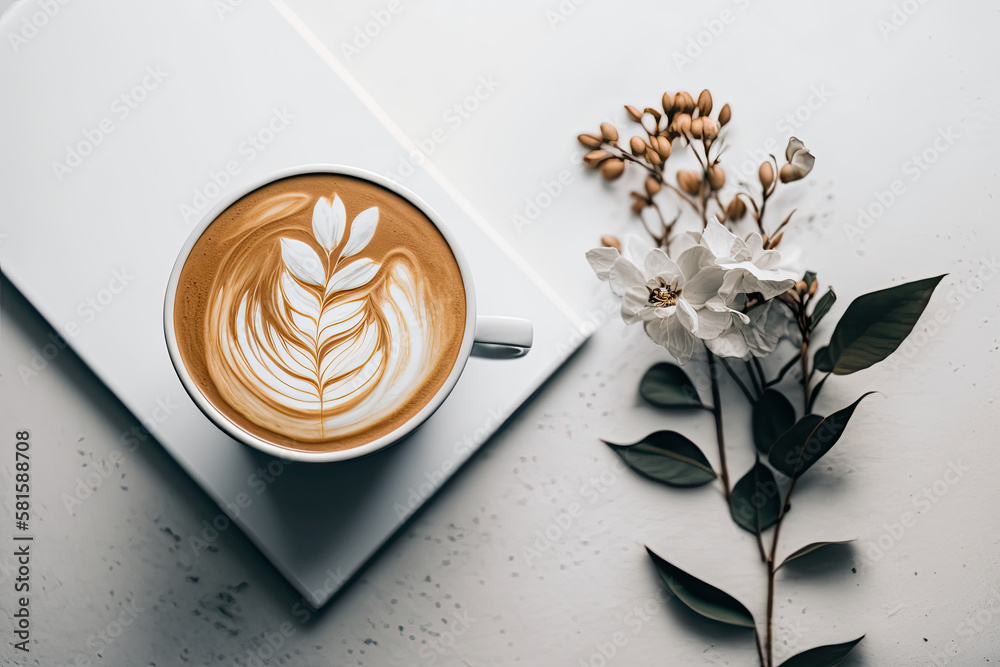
left=717, top=356, right=756, bottom=402
left=765, top=478, right=796, bottom=667
left=706, top=349, right=731, bottom=500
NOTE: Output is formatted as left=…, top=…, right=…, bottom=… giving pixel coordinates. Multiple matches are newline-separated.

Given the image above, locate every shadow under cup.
left=164, top=166, right=531, bottom=463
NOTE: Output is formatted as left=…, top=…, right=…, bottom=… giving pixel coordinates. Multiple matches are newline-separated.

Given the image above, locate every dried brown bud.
left=661, top=91, right=675, bottom=113
left=759, top=161, right=775, bottom=191
left=630, top=199, right=645, bottom=215
left=583, top=150, right=612, bottom=168
left=577, top=133, right=603, bottom=148
left=809, top=279, right=818, bottom=296
left=655, top=136, right=672, bottom=159
left=676, top=91, right=695, bottom=114
left=644, top=147, right=662, bottom=166
left=624, top=105, right=642, bottom=122
left=700, top=118, right=719, bottom=141
left=629, top=136, right=646, bottom=156
left=601, top=158, right=625, bottom=180
left=795, top=280, right=808, bottom=294
left=601, top=235, right=622, bottom=251
left=600, top=122, right=618, bottom=143
left=671, top=113, right=692, bottom=135
left=677, top=169, right=702, bottom=196
left=708, top=165, right=726, bottom=190
left=718, top=103, right=732, bottom=127
left=643, top=107, right=662, bottom=121
left=726, top=197, right=747, bottom=221
left=697, top=89, right=713, bottom=116
left=770, top=231, right=784, bottom=248
left=689, top=117, right=704, bottom=139
left=779, top=163, right=800, bottom=183
left=645, top=176, right=661, bottom=195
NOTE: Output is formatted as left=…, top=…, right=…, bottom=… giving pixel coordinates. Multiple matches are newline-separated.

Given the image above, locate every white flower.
left=780, top=137, right=815, bottom=182
left=586, top=236, right=749, bottom=364
left=705, top=298, right=789, bottom=359
left=690, top=220, right=798, bottom=300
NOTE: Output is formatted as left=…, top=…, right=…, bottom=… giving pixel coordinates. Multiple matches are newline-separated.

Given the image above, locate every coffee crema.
left=173, top=174, right=467, bottom=453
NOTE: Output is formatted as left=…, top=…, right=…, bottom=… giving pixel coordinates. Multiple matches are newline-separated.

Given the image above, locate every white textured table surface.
left=2, top=1, right=1000, bottom=666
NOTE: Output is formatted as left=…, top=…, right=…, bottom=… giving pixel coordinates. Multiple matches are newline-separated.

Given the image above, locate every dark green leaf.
left=779, top=540, right=856, bottom=569
left=810, top=287, right=837, bottom=330
left=806, top=373, right=830, bottom=413
left=802, top=270, right=817, bottom=288
left=645, top=547, right=755, bottom=629
left=639, top=362, right=704, bottom=408
left=813, top=345, right=832, bottom=373
left=604, top=432, right=716, bottom=487
left=753, top=389, right=796, bottom=454
left=778, top=635, right=864, bottom=666
left=768, top=394, right=876, bottom=478
left=729, top=462, right=781, bottom=534
left=817, top=275, right=945, bottom=374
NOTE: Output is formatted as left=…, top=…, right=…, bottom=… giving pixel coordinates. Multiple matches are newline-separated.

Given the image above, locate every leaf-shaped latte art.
left=204, top=192, right=442, bottom=443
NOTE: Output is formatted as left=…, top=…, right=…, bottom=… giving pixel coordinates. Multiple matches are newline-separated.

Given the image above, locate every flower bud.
left=600, top=122, right=618, bottom=143
left=645, top=176, right=661, bottom=195
left=676, top=91, right=695, bottom=114
left=697, top=89, right=713, bottom=116
left=655, top=135, right=672, bottom=159
left=779, top=163, right=801, bottom=183
left=795, top=280, right=808, bottom=294
left=671, top=113, right=692, bottom=135
left=708, top=165, right=725, bottom=190
left=624, top=105, right=642, bottom=122
left=809, top=279, right=818, bottom=295
left=644, top=147, right=662, bottom=166
left=630, top=199, right=645, bottom=215
left=700, top=118, right=719, bottom=140
left=629, top=136, right=646, bottom=156
left=577, top=133, right=603, bottom=148
left=601, top=235, right=622, bottom=252
left=726, top=197, right=747, bottom=221
left=583, top=150, right=612, bottom=167
left=601, top=158, right=625, bottom=180
left=640, top=112, right=658, bottom=135
left=769, top=231, right=784, bottom=248
left=689, top=117, right=704, bottom=139
left=677, top=169, right=702, bottom=195
left=661, top=91, right=675, bottom=113
left=759, top=161, right=775, bottom=191
left=718, top=103, right=731, bottom=127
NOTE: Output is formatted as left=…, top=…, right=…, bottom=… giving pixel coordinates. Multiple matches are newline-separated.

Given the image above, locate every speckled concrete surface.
left=3, top=1, right=1000, bottom=665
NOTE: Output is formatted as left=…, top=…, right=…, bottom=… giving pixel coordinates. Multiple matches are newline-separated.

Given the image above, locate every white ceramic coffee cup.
left=163, top=165, right=532, bottom=462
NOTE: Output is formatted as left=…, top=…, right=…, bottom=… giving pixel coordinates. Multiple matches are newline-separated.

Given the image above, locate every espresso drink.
left=173, top=173, right=468, bottom=453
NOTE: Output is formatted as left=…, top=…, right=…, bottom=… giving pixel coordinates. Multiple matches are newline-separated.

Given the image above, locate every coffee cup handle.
left=474, top=316, right=533, bottom=356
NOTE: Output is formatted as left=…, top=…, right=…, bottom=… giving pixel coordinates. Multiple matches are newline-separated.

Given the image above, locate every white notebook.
left=0, top=0, right=585, bottom=607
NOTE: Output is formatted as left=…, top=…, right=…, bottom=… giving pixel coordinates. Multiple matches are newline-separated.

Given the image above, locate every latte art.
left=208, top=193, right=436, bottom=441
left=173, top=174, right=468, bottom=453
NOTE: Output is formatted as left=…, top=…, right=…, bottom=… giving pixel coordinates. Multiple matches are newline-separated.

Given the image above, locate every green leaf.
left=753, top=389, right=796, bottom=454
left=813, top=345, right=832, bottom=373
left=810, top=287, right=837, bottom=330
left=645, top=547, right=755, bottom=629
left=778, top=540, right=856, bottom=569
left=816, top=274, right=945, bottom=374
left=778, top=635, right=864, bottom=666
left=729, top=461, right=781, bottom=534
left=639, top=362, right=704, bottom=408
left=604, top=432, right=716, bottom=487
left=802, top=270, right=817, bottom=288
left=768, top=394, right=876, bottom=478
